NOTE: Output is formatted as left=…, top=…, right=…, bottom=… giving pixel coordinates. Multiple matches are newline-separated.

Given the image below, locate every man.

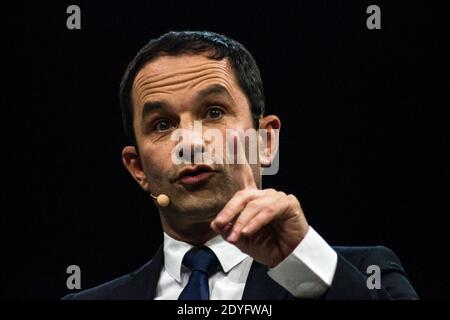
left=63, top=31, right=418, bottom=300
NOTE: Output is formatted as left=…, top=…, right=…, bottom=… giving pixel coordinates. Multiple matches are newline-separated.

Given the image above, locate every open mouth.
left=178, top=165, right=215, bottom=187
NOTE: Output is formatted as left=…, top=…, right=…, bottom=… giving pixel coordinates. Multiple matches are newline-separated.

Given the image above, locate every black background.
left=4, top=1, right=448, bottom=299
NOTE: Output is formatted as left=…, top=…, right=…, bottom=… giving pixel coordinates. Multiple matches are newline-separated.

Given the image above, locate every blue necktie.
left=178, top=246, right=220, bottom=300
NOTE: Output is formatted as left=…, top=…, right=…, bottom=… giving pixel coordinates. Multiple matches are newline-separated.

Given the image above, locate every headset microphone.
left=150, top=193, right=170, bottom=207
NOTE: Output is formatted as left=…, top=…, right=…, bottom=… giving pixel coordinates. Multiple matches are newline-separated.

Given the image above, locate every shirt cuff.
left=267, top=226, right=338, bottom=299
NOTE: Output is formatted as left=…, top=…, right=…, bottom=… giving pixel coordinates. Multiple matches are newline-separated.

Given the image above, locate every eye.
left=205, top=106, right=224, bottom=119
left=153, top=118, right=175, bottom=132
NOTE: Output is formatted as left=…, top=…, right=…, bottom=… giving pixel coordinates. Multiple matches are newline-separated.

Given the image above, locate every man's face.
left=128, top=53, right=259, bottom=220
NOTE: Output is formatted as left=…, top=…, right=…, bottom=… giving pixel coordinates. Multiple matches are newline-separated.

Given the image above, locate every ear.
left=258, top=115, right=281, bottom=167
left=122, top=146, right=150, bottom=191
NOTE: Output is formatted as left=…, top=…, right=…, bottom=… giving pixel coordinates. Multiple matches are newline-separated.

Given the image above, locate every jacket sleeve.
left=323, top=246, right=419, bottom=300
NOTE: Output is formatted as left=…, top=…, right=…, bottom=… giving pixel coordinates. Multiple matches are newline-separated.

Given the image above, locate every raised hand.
left=210, top=132, right=309, bottom=267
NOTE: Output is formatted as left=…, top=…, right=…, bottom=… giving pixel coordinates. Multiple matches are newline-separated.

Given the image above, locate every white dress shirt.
left=154, top=226, right=337, bottom=299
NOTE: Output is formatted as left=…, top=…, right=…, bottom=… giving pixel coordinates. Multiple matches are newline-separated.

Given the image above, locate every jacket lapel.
left=242, top=260, right=294, bottom=300
left=112, top=246, right=164, bottom=299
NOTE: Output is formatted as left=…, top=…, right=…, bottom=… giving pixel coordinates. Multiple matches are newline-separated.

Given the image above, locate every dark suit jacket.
left=63, top=246, right=418, bottom=300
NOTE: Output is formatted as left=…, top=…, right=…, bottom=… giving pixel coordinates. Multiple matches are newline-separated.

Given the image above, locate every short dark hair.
left=119, top=31, right=265, bottom=145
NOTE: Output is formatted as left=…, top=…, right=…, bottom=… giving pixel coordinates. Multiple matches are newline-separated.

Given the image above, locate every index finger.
left=227, top=130, right=257, bottom=190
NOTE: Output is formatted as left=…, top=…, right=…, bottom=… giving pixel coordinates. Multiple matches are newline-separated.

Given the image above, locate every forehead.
left=131, top=54, right=245, bottom=111
left=136, top=54, right=233, bottom=80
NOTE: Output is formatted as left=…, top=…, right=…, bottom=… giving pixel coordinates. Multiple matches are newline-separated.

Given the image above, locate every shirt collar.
left=163, top=232, right=249, bottom=283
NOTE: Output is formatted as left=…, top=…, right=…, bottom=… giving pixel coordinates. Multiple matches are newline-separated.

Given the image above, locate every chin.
left=175, top=197, right=225, bottom=219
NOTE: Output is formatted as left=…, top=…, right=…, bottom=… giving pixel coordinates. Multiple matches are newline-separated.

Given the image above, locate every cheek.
left=140, top=142, right=174, bottom=180
left=205, top=123, right=256, bottom=162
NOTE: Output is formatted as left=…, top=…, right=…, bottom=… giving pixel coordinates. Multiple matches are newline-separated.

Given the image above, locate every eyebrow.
left=142, top=101, right=170, bottom=121
left=141, top=84, right=233, bottom=121
left=195, top=84, right=233, bottom=102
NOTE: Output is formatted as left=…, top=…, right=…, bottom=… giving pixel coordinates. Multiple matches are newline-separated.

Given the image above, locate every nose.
left=177, top=138, right=205, bottom=162
left=174, top=121, right=206, bottom=164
